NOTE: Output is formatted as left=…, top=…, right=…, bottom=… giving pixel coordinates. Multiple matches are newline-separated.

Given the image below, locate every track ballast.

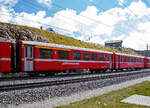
left=0, top=69, right=150, bottom=92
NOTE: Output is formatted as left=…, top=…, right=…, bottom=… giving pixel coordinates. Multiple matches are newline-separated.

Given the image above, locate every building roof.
left=105, top=40, right=123, bottom=44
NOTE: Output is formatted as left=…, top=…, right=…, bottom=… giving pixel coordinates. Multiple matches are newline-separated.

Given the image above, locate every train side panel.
left=0, top=41, right=11, bottom=72
left=33, top=47, right=112, bottom=71
left=115, top=53, right=145, bottom=70
left=145, top=57, right=150, bottom=68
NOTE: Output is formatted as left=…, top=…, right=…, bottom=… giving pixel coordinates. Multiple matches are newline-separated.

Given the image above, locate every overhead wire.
left=1, top=0, right=149, bottom=37
left=0, top=13, right=74, bottom=34
left=133, top=0, right=150, bottom=22
left=10, top=0, right=134, bottom=35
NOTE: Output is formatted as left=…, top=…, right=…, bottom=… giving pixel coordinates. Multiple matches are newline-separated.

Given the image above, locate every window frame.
left=98, top=53, right=104, bottom=61
left=83, top=52, right=90, bottom=60
left=58, top=50, right=69, bottom=60
left=39, top=48, right=53, bottom=59
left=72, top=51, right=81, bottom=60
left=91, top=53, right=97, bottom=61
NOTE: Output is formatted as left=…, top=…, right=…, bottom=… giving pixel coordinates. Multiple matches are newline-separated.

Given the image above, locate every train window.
left=39, top=48, right=52, bottom=59
left=139, top=58, right=141, bottom=62
left=137, top=58, right=139, bottom=62
left=25, top=47, right=28, bottom=58
left=134, top=58, right=136, bottom=62
left=117, top=56, right=119, bottom=61
left=98, top=54, right=104, bottom=61
left=58, top=50, right=69, bottom=59
left=110, top=55, right=113, bottom=61
left=131, top=57, right=133, bottom=62
left=105, top=55, right=109, bottom=61
left=30, top=47, right=33, bottom=58
left=83, top=52, right=90, bottom=60
left=72, top=51, right=81, bottom=60
left=91, top=53, right=97, bottom=61
left=127, top=57, right=130, bottom=62
left=123, top=57, right=126, bottom=62
left=138, top=58, right=140, bottom=62
left=121, top=56, right=122, bottom=62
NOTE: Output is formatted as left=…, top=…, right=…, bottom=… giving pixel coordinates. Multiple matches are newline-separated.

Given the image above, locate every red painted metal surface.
left=0, top=40, right=150, bottom=73
left=0, top=42, right=11, bottom=72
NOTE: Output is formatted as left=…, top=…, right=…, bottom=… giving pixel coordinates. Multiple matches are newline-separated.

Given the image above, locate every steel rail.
left=0, top=70, right=149, bottom=92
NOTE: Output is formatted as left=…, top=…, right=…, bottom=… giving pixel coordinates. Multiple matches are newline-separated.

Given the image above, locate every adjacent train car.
left=114, top=53, right=145, bottom=70
left=0, top=40, right=11, bottom=72
left=145, top=57, right=150, bottom=68
left=19, top=41, right=113, bottom=73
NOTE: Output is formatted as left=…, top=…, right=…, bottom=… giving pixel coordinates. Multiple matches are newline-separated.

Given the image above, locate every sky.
left=0, top=0, right=150, bottom=50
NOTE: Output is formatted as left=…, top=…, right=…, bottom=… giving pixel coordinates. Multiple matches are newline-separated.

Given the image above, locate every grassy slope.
left=0, top=22, right=139, bottom=55
left=23, top=26, right=139, bottom=55
left=55, top=81, right=150, bottom=108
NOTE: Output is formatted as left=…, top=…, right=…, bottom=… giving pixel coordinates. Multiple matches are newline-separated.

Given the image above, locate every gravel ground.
left=0, top=71, right=150, bottom=108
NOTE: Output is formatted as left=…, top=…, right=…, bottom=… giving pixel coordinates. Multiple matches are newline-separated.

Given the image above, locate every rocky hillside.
left=0, top=22, right=49, bottom=42
left=0, top=22, right=139, bottom=56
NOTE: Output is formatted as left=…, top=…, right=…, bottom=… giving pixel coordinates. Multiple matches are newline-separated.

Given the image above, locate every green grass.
left=55, top=81, right=150, bottom=108
left=0, top=22, right=139, bottom=56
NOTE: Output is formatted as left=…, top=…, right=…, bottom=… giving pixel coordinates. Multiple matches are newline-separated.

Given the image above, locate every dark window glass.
left=83, top=52, right=90, bottom=60
left=39, top=48, right=52, bottom=59
left=58, top=50, right=69, bottom=59
left=121, top=56, right=122, bottom=62
left=25, top=47, right=28, bottom=57
left=122, top=56, right=124, bottom=62
left=131, top=57, right=133, bottom=62
left=91, top=53, right=97, bottom=61
left=105, top=55, right=109, bottom=61
left=127, top=57, right=130, bottom=62
left=139, top=58, right=141, bottom=62
left=134, top=58, right=136, bottom=62
left=72, top=51, right=81, bottom=60
left=138, top=58, right=140, bottom=62
left=110, top=55, right=113, bottom=61
left=117, top=56, right=119, bottom=62
left=123, top=57, right=126, bottom=62
left=137, top=58, right=139, bottom=62
left=30, top=47, right=33, bottom=58
left=98, top=54, right=104, bottom=61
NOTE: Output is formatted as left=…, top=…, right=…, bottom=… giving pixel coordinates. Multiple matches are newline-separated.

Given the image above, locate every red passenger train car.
left=19, top=41, right=113, bottom=73
left=145, top=57, right=150, bottom=68
left=114, top=53, right=145, bottom=70
left=0, top=40, right=149, bottom=75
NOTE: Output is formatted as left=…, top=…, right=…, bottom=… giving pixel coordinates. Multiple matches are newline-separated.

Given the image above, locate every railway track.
left=0, top=69, right=150, bottom=92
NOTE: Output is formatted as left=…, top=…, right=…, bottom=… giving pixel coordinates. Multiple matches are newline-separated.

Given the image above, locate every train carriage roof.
left=22, top=41, right=113, bottom=54
left=115, top=53, right=145, bottom=58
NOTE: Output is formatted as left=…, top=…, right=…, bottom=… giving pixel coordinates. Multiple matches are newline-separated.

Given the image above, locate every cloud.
left=37, top=0, right=53, bottom=7
left=0, top=0, right=150, bottom=50
left=0, top=6, right=12, bottom=22
left=0, top=0, right=18, bottom=7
